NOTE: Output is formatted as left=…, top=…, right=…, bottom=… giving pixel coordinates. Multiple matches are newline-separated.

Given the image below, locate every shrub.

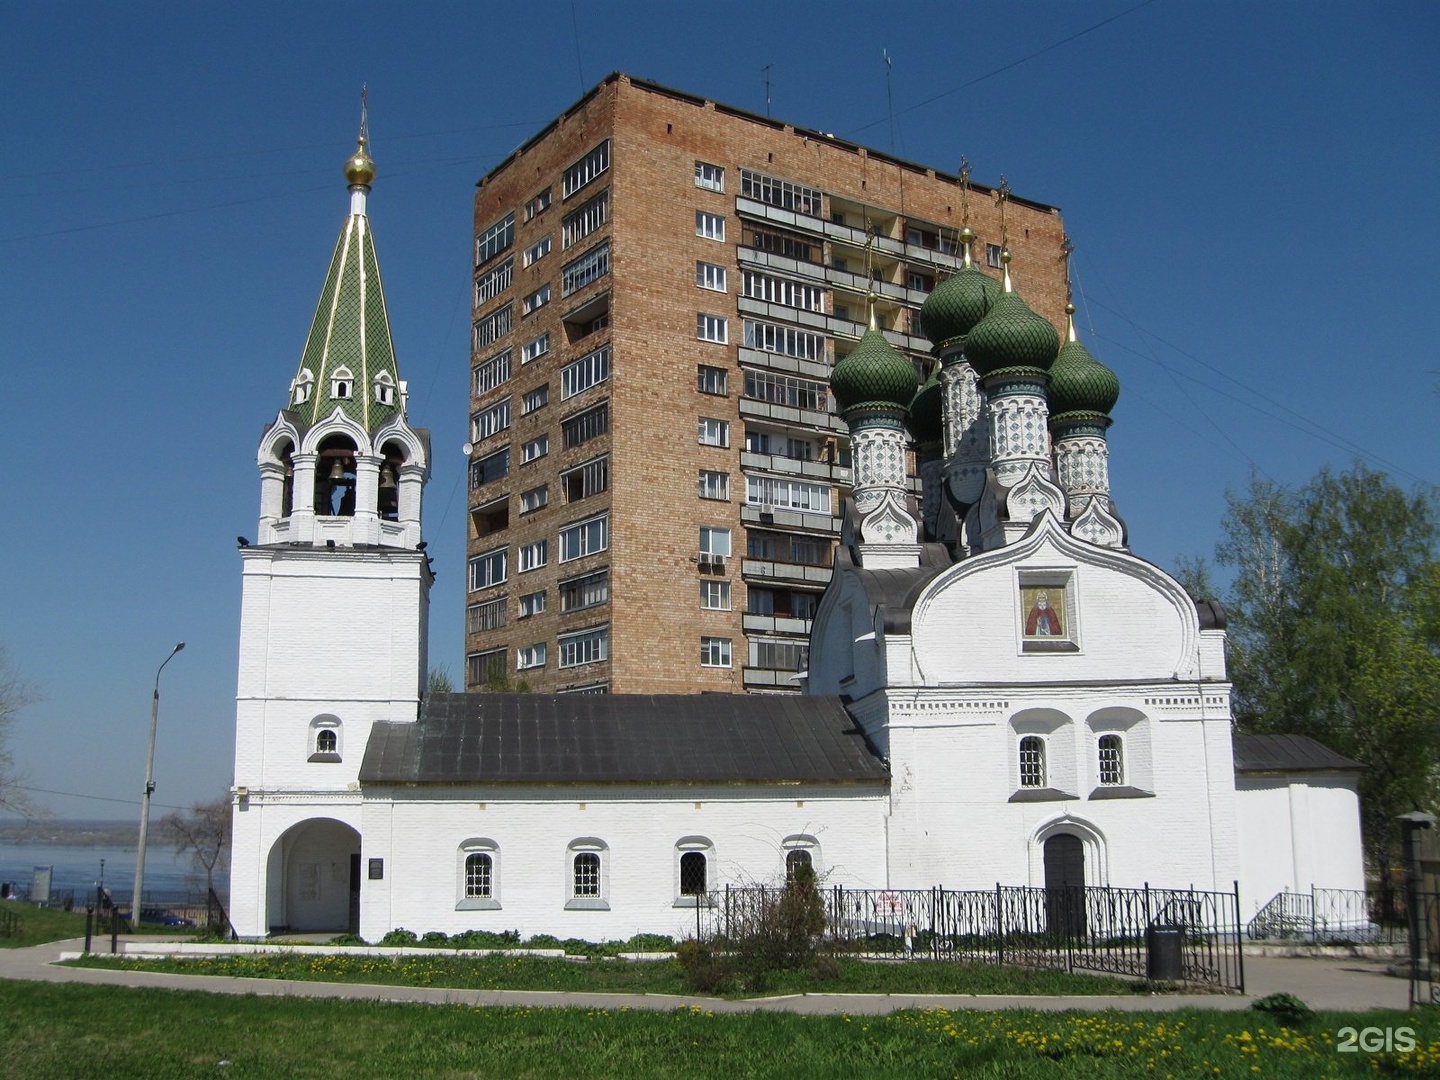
left=419, top=931, right=449, bottom=947
left=450, top=929, right=521, bottom=950
left=675, top=939, right=735, bottom=994
left=1251, top=991, right=1315, bottom=1025
left=625, top=933, right=677, bottom=952
left=380, top=928, right=418, bottom=947
left=810, top=954, right=842, bottom=982
left=328, top=933, right=366, bottom=947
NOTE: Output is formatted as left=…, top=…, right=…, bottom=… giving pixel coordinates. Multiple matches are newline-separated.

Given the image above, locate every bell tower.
left=230, top=106, right=431, bottom=937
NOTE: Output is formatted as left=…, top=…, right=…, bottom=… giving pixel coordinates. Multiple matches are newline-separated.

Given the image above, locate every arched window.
left=573, top=852, right=600, bottom=896
left=374, top=371, right=396, bottom=407
left=379, top=441, right=407, bottom=522
left=680, top=852, right=707, bottom=895
left=315, top=729, right=337, bottom=754
left=277, top=440, right=295, bottom=518
left=785, top=849, right=812, bottom=881
left=331, top=367, right=353, bottom=400
left=465, top=853, right=493, bottom=898
left=314, top=435, right=358, bottom=517
left=292, top=370, right=314, bottom=406
left=307, top=716, right=341, bottom=762
left=1019, top=736, right=1046, bottom=788
left=1097, top=734, right=1124, bottom=786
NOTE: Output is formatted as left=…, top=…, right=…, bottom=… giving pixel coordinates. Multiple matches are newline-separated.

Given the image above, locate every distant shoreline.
left=0, top=820, right=138, bottom=847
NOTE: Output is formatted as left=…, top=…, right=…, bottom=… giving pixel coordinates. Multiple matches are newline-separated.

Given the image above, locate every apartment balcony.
left=737, top=345, right=832, bottom=382
left=742, top=613, right=813, bottom=636
left=741, top=559, right=834, bottom=588
left=742, top=667, right=803, bottom=692
left=740, top=450, right=850, bottom=485
left=737, top=394, right=845, bottom=435
left=740, top=504, right=840, bottom=534
left=737, top=244, right=935, bottom=314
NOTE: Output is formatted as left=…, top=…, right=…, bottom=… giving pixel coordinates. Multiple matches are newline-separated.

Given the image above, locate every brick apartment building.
left=464, top=73, right=1069, bottom=694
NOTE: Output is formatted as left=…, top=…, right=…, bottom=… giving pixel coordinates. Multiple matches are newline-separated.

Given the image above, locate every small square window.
left=987, top=243, right=1003, bottom=268
left=522, top=384, right=549, bottom=414
left=524, top=235, right=551, bottom=267
left=522, top=435, right=549, bottom=463
left=697, top=365, right=728, bottom=395
left=700, top=637, right=732, bottom=668
left=698, top=418, right=729, bottom=447
left=696, top=211, right=725, bottom=242
left=697, top=313, right=728, bottom=344
left=700, top=581, right=731, bottom=610
left=517, top=643, right=547, bottom=669
left=523, top=284, right=551, bottom=315
left=696, top=261, right=727, bottom=292
left=520, top=590, right=546, bottom=618
left=698, top=470, right=729, bottom=500
left=522, top=333, right=550, bottom=364
left=694, top=161, right=725, bottom=192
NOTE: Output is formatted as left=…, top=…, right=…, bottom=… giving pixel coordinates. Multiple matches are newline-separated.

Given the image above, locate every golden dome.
left=344, top=138, right=376, bottom=187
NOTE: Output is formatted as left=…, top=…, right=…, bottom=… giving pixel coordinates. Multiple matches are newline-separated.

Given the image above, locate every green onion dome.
left=963, top=252, right=1059, bottom=380
left=907, top=362, right=944, bottom=444
left=919, top=228, right=1000, bottom=348
left=1048, top=305, right=1119, bottom=421
left=831, top=300, right=919, bottom=416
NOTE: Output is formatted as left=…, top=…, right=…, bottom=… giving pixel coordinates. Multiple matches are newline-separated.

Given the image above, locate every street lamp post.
left=132, top=642, right=184, bottom=928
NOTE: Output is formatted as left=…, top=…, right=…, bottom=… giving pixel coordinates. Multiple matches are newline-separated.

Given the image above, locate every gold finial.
left=344, top=85, right=376, bottom=188
left=958, top=156, right=972, bottom=226
left=999, top=247, right=1014, bottom=293
left=866, top=290, right=880, bottom=332
left=1065, top=300, right=1078, bottom=343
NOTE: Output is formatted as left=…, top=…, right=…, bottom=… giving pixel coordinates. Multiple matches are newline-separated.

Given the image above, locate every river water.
left=0, top=841, right=224, bottom=905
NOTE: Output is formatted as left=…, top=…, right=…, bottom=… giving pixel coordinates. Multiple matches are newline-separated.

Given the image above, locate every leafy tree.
left=0, top=645, right=39, bottom=815
left=158, top=797, right=231, bottom=897
left=1213, top=465, right=1440, bottom=875
left=426, top=666, right=455, bottom=695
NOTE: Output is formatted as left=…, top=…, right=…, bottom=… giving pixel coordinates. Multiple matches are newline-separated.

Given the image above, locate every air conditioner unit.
left=711, top=555, right=725, bottom=572
left=698, top=552, right=715, bottom=567
left=760, top=504, right=776, bottom=517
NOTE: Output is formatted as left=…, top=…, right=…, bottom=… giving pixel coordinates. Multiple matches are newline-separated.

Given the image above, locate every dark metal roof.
left=360, top=693, right=888, bottom=786
left=1233, top=733, right=1364, bottom=774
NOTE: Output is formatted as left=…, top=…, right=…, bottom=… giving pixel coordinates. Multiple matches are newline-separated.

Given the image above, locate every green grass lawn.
left=0, top=981, right=1435, bottom=1079
left=0, top=904, right=191, bottom=949
left=67, top=951, right=1142, bottom=997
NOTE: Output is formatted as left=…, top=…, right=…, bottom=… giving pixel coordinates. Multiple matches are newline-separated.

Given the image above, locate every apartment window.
left=522, top=435, right=548, bottom=463
left=561, top=241, right=610, bottom=297
left=517, top=643, right=547, bottom=670
left=698, top=418, right=729, bottom=447
left=1098, top=735, right=1124, bottom=786
left=699, top=527, right=731, bottom=558
left=522, top=384, right=549, bottom=414
left=742, top=318, right=823, bottom=361
left=473, top=304, right=513, bottom=349
left=523, top=283, right=551, bottom=315
left=740, top=270, right=825, bottom=312
left=472, top=349, right=512, bottom=395
left=520, top=485, right=547, bottom=514
left=523, top=235, right=551, bottom=267
left=987, top=243, right=1003, bottom=268
left=561, top=456, right=608, bottom=502
left=558, top=626, right=609, bottom=667
left=559, top=514, right=608, bottom=562
left=1019, top=736, right=1046, bottom=788
left=739, top=169, right=822, bottom=216
left=747, top=530, right=831, bottom=567
left=469, top=447, right=509, bottom=489
left=525, top=187, right=552, bottom=220
left=694, top=161, right=725, bottom=191
left=467, top=596, right=507, bottom=635
left=521, top=333, right=550, bottom=364
left=698, top=470, right=729, bottom=501
left=561, top=344, right=611, bottom=399
left=746, top=224, right=818, bottom=264
left=750, top=638, right=808, bottom=672
left=697, top=314, right=728, bottom=344
left=746, top=475, right=832, bottom=514
left=906, top=270, right=935, bottom=293
left=700, top=581, right=731, bottom=610
left=696, top=261, right=728, bottom=292
left=470, top=399, right=511, bottom=443
left=471, top=497, right=508, bottom=538
left=468, top=548, right=507, bottom=592
left=695, top=211, right=725, bottom=242
left=467, top=649, right=506, bottom=686
left=562, top=189, right=609, bottom=249
left=562, top=402, right=609, bottom=448
left=519, top=590, right=546, bottom=618
left=743, top=369, right=829, bottom=411
left=696, top=365, right=727, bottom=396
left=563, top=139, right=611, bottom=198
left=748, top=588, right=817, bottom=620
left=474, top=257, right=513, bottom=306
left=700, top=637, right=732, bottom=668
left=560, top=569, right=608, bottom=612
left=476, top=211, right=515, bottom=266
left=518, top=539, right=548, bottom=573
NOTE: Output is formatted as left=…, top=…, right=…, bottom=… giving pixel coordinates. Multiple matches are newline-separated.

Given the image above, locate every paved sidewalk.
left=0, top=938, right=1413, bottom=1015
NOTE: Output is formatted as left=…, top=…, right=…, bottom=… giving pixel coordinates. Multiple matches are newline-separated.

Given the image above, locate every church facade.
left=228, top=132, right=1364, bottom=941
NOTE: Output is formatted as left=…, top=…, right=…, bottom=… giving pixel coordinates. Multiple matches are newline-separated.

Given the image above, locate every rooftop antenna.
left=883, top=49, right=897, bottom=152
left=762, top=63, right=774, bottom=117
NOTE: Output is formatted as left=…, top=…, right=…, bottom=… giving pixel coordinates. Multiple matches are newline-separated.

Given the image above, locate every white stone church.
left=228, top=135, right=1365, bottom=940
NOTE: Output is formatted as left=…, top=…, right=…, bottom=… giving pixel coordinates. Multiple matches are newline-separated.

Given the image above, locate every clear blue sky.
left=3, top=2, right=1436, bottom=820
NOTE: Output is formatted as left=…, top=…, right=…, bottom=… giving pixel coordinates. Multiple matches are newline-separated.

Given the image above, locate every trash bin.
left=1146, top=924, right=1184, bottom=980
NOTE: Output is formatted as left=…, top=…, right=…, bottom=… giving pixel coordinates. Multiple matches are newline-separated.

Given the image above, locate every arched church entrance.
left=267, top=819, right=361, bottom=934
left=1043, top=833, right=1086, bottom=938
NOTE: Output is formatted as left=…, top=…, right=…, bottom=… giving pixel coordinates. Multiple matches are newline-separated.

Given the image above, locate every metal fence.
left=704, top=881, right=1245, bottom=992
left=1247, top=886, right=1408, bottom=944
left=1406, top=891, right=1440, bottom=1007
